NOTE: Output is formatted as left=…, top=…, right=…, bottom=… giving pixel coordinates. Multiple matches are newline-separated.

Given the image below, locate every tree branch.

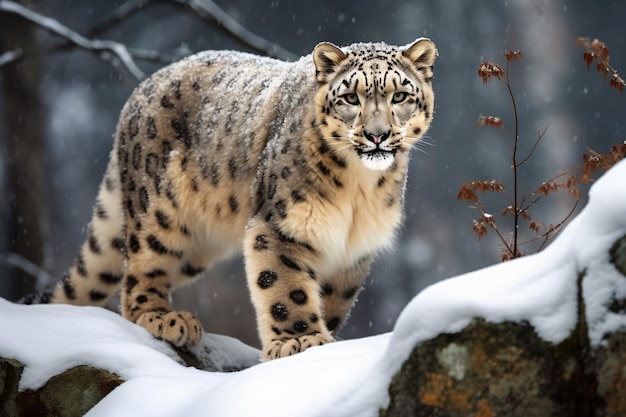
left=89, top=0, right=297, bottom=61
left=0, top=48, right=23, bottom=66
left=170, top=0, right=297, bottom=61
left=127, top=47, right=183, bottom=65
left=0, top=253, right=56, bottom=288
left=517, top=125, right=549, bottom=168
left=0, top=0, right=145, bottom=80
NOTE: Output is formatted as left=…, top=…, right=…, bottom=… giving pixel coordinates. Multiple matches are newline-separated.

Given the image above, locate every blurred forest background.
left=0, top=0, right=623, bottom=347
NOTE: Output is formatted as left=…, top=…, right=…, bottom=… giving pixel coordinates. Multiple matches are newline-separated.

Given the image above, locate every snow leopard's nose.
left=364, top=130, right=390, bottom=145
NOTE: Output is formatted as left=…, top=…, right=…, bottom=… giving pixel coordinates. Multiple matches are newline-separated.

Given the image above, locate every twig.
left=518, top=200, right=579, bottom=250
left=86, top=0, right=149, bottom=37
left=127, top=47, right=182, bottom=65
left=170, top=0, right=296, bottom=60
left=0, top=252, right=56, bottom=286
left=517, top=125, right=549, bottom=168
left=490, top=221, right=515, bottom=258
left=468, top=195, right=516, bottom=258
left=503, top=58, right=521, bottom=258
left=90, top=0, right=297, bottom=61
left=0, top=48, right=23, bottom=66
left=519, top=194, right=543, bottom=214
left=0, top=0, right=145, bottom=80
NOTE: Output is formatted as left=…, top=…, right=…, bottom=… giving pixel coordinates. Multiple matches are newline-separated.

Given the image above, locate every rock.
left=383, top=319, right=586, bottom=417
left=0, top=331, right=259, bottom=417
left=179, top=332, right=260, bottom=372
left=0, top=358, right=123, bottom=417
left=0, top=358, right=22, bottom=417
left=594, top=332, right=626, bottom=417
left=382, top=234, right=626, bottom=417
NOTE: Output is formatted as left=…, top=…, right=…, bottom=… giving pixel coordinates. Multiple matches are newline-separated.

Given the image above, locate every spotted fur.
left=23, top=39, right=437, bottom=361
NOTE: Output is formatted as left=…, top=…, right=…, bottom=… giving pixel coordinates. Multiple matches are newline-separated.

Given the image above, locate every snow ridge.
left=1, top=160, right=625, bottom=416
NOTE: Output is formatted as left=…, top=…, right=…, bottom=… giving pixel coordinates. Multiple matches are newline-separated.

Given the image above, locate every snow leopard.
left=23, top=38, right=437, bottom=360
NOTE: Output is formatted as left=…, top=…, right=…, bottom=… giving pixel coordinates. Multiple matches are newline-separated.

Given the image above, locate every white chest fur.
left=281, top=170, right=404, bottom=278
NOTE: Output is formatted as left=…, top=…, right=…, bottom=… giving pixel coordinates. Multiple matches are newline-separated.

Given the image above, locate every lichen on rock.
left=382, top=232, right=626, bottom=417
left=383, top=319, right=575, bottom=417
left=0, top=358, right=123, bottom=417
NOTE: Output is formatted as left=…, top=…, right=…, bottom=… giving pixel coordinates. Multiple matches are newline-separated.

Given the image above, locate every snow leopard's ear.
left=313, top=42, right=347, bottom=84
left=402, top=38, right=437, bottom=79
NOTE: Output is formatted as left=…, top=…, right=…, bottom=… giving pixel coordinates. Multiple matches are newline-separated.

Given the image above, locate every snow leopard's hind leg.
left=21, top=150, right=126, bottom=306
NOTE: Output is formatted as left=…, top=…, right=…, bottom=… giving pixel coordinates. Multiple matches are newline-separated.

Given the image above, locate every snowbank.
left=1, top=159, right=625, bottom=416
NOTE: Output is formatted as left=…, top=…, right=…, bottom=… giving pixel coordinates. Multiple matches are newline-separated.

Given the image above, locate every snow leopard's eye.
left=391, top=92, right=409, bottom=104
left=342, top=93, right=359, bottom=105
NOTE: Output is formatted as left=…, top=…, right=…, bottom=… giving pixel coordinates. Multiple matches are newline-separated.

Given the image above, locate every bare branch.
left=519, top=194, right=543, bottom=214
left=127, top=47, right=183, bottom=65
left=1, top=0, right=297, bottom=77
left=87, top=0, right=150, bottom=37
left=170, top=0, right=297, bottom=61
left=89, top=0, right=297, bottom=61
left=0, top=252, right=56, bottom=287
left=517, top=125, right=549, bottom=168
left=0, top=48, right=23, bottom=66
left=0, top=0, right=145, bottom=80
left=503, top=58, right=521, bottom=258
left=521, top=200, right=579, bottom=250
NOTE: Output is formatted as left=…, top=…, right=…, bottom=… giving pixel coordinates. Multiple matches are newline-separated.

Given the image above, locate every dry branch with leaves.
left=460, top=39, right=625, bottom=262
left=577, top=37, right=625, bottom=94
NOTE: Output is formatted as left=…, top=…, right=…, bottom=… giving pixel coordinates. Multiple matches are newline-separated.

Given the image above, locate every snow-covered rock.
left=1, top=160, right=625, bottom=417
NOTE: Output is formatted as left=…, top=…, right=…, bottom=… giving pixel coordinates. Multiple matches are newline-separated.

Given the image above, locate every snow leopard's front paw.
left=137, top=310, right=203, bottom=347
left=263, top=332, right=334, bottom=361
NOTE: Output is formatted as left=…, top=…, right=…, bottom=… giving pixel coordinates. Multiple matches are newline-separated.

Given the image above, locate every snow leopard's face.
left=313, top=39, right=436, bottom=170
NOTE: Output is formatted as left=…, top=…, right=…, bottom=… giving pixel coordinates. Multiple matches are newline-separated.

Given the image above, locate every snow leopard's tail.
left=20, top=149, right=126, bottom=306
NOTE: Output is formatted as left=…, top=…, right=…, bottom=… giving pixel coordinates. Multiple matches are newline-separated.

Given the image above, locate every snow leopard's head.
left=313, top=38, right=437, bottom=171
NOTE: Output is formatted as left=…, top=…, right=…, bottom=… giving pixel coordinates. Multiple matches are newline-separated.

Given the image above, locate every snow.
left=1, top=159, right=625, bottom=416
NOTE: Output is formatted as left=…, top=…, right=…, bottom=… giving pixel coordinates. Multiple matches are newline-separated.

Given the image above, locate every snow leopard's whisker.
left=403, top=139, right=433, bottom=156
left=332, top=144, right=356, bottom=154
left=326, top=140, right=358, bottom=152
left=326, top=137, right=354, bottom=146
left=403, top=137, right=434, bottom=149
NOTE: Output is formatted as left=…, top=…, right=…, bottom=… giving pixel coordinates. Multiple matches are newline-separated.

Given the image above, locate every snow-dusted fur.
left=24, top=39, right=437, bottom=360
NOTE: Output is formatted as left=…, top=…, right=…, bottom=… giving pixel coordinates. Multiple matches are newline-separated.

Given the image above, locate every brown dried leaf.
left=575, top=37, right=589, bottom=47
left=500, top=245, right=523, bottom=262
left=583, top=51, right=594, bottom=70
left=478, top=62, right=504, bottom=84
left=597, top=61, right=608, bottom=78
left=469, top=179, right=504, bottom=194
left=505, top=49, right=523, bottom=62
left=529, top=220, right=543, bottom=233
left=610, top=72, right=625, bottom=94
left=472, top=219, right=488, bottom=240
left=519, top=210, right=532, bottom=222
left=537, top=182, right=563, bottom=196
left=578, top=37, right=623, bottom=95
left=477, top=115, right=503, bottom=128
left=457, top=183, right=478, bottom=202
left=591, top=38, right=609, bottom=58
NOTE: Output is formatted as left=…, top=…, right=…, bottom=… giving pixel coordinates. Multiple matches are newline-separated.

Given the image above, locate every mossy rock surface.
left=594, top=332, right=626, bottom=417
left=382, top=319, right=589, bottom=417
left=0, top=358, right=123, bottom=417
